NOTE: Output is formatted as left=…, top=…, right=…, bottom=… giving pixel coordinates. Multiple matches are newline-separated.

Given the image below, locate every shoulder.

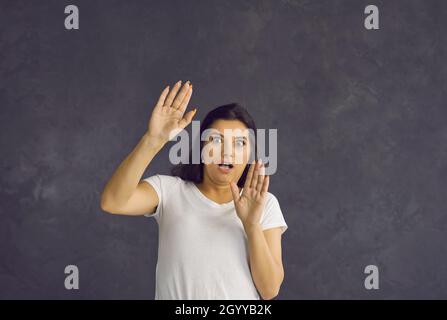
left=265, top=191, right=280, bottom=206
left=142, top=174, right=185, bottom=192
left=262, top=191, right=283, bottom=216
left=155, top=174, right=184, bottom=184
left=150, top=174, right=185, bottom=189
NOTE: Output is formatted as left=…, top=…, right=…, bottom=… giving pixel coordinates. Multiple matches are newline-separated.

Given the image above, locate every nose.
left=222, top=138, right=234, bottom=162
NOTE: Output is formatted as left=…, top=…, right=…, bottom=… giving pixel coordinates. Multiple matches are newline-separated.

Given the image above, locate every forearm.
left=244, top=223, right=284, bottom=299
left=100, top=132, right=165, bottom=207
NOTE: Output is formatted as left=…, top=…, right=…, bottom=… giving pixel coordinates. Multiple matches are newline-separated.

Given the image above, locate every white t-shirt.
left=142, top=174, right=288, bottom=300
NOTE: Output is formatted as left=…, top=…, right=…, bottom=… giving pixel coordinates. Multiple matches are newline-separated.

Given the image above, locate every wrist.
left=243, top=222, right=262, bottom=235
left=141, top=132, right=167, bottom=150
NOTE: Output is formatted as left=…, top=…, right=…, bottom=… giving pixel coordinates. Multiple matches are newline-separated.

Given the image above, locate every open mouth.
left=218, top=163, right=234, bottom=169
left=217, top=163, right=234, bottom=174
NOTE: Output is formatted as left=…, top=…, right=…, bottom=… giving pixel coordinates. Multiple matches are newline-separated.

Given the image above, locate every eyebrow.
left=211, top=133, right=247, bottom=140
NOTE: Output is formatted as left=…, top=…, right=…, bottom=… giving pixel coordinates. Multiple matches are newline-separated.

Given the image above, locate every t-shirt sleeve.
left=141, top=174, right=182, bottom=221
left=260, top=193, right=288, bottom=235
left=141, top=174, right=163, bottom=220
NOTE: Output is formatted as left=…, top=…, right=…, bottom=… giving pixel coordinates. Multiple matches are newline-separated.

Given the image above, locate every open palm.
left=147, top=80, right=196, bottom=143
left=230, top=160, right=269, bottom=228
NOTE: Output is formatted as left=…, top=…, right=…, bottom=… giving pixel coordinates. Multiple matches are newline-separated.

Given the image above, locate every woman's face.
left=201, top=119, right=252, bottom=187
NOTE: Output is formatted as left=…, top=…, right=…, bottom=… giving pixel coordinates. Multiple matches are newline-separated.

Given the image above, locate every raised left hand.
left=230, top=159, right=269, bottom=230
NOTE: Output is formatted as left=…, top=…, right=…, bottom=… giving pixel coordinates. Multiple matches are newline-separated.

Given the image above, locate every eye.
left=211, top=135, right=222, bottom=144
left=235, top=139, right=246, bottom=148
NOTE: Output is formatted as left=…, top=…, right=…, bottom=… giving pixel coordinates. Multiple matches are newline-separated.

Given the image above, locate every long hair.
left=171, top=102, right=257, bottom=188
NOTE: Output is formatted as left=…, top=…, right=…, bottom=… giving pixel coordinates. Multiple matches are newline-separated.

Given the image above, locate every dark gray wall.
left=1, top=0, right=446, bottom=299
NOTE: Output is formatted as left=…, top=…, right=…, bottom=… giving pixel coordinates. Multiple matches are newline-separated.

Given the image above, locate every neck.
left=196, top=175, right=237, bottom=204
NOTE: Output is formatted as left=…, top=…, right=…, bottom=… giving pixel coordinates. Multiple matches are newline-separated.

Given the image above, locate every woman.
left=100, top=80, right=288, bottom=300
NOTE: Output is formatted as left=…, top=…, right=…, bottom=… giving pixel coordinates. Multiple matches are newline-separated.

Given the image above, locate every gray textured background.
left=1, top=0, right=447, bottom=299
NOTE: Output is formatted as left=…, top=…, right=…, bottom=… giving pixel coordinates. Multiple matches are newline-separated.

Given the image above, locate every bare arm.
left=100, top=80, right=196, bottom=216
left=100, top=133, right=165, bottom=215
left=245, top=225, right=284, bottom=300
left=230, top=161, right=285, bottom=299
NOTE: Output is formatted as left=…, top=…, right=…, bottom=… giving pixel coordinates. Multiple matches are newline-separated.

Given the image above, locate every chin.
left=214, top=175, right=233, bottom=184
left=209, top=172, right=234, bottom=184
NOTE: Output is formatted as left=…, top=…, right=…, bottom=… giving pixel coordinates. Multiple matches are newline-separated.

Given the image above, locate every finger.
left=243, top=160, right=256, bottom=190
left=256, top=162, right=265, bottom=191
left=250, top=160, right=261, bottom=189
left=261, top=174, right=269, bottom=196
left=172, top=81, right=191, bottom=109
left=178, top=85, right=193, bottom=114
left=179, top=108, right=197, bottom=129
left=229, top=181, right=240, bottom=202
left=164, top=80, right=182, bottom=108
left=154, top=85, right=170, bottom=111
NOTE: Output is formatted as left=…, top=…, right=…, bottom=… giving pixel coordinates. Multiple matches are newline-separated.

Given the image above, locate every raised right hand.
left=146, top=80, right=196, bottom=144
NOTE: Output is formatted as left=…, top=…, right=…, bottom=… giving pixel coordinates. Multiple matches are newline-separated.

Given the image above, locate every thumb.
left=229, top=181, right=240, bottom=202
left=179, top=108, right=197, bottom=129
